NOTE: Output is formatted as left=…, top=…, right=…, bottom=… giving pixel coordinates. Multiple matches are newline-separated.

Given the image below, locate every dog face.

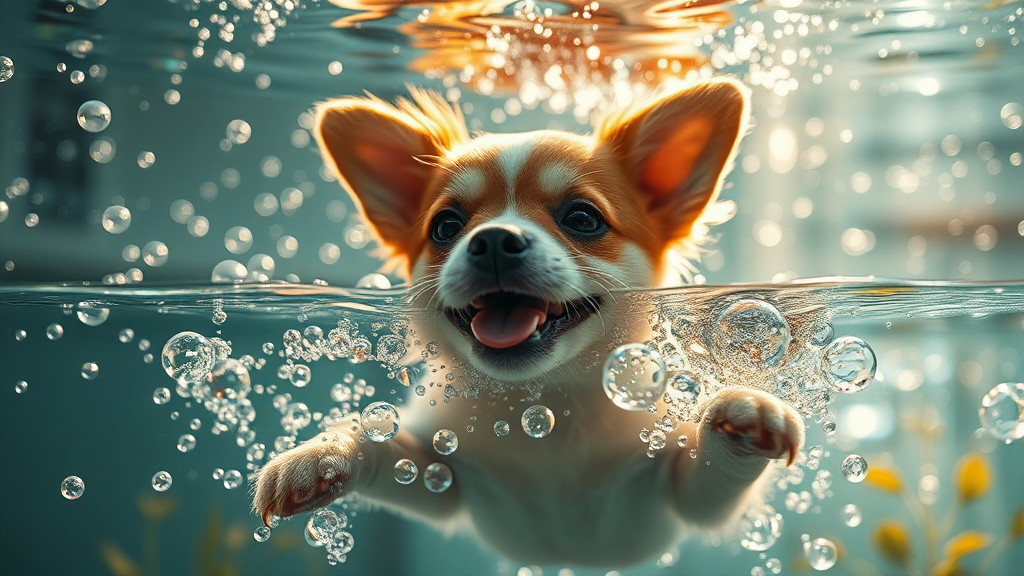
left=315, top=81, right=748, bottom=380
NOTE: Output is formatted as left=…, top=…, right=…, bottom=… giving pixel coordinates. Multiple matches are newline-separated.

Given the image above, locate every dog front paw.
left=702, top=387, right=805, bottom=465
left=252, top=432, right=356, bottom=525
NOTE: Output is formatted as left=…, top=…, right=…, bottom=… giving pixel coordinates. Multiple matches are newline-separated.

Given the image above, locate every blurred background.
left=1, top=0, right=1022, bottom=574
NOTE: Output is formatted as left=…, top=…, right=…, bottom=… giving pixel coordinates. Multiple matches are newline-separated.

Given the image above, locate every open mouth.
left=445, top=291, right=601, bottom=352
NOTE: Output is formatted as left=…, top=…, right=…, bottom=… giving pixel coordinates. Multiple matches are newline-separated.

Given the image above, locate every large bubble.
left=713, top=299, right=791, bottom=368
left=602, top=343, right=666, bottom=411
left=161, top=331, right=216, bottom=384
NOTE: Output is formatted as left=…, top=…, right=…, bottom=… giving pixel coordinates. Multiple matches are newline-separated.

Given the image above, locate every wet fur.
left=253, top=79, right=805, bottom=568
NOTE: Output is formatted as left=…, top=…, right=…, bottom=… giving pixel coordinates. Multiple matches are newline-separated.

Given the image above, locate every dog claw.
left=703, top=387, right=805, bottom=465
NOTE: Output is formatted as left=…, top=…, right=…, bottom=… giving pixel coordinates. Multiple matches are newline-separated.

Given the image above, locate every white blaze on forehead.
left=444, top=167, right=486, bottom=202
left=538, top=162, right=577, bottom=196
left=495, top=137, right=534, bottom=206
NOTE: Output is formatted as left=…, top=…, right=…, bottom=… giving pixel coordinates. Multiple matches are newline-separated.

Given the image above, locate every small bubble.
left=15, top=380, right=28, bottom=394
left=101, top=205, right=131, bottom=234
left=841, top=503, right=862, bottom=527
left=137, top=151, right=156, bottom=168
left=521, top=405, right=555, bottom=438
left=805, top=538, right=837, bottom=571
left=211, top=260, right=248, bottom=284
left=677, top=435, right=688, bottom=448
left=328, top=61, right=343, bottom=75
left=355, top=273, right=391, bottom=289
left=142, top=241, right=169, bottom=267
left=222, top=469, right=242, bottom=489
left=423, top=462, right=452, bottom=493
left=821, top=336, right=876, bottom=394
left=840, top=454, right=868, bottom=482
left=394, top=459, right=418, bottom=484
left=254, top=526, right=271, bottom=542
left=81, top=362, right=99, bottom=380
left=46, top=323, right=64, bottom=340
left=61, top=476, right=85, bottom=499
left=177, top=434, right=197, bottom=452
left=433, top=429, right=458, bottom=455
left=224, top=226, right=253, bottom=254
left=14, top=329, right=26, bottom=341
left=151, top=471, right=173, bottom=491
left=153, top=387, right=170, bottom=404
left=979, top=382, right=1024, bottom=442
left=362, top=402, right=400, bottom=442
left=76, top=100, right=111, bottom=133
left=226, top=120, right=252, bottom=144
left=494, top=420, right=510, bottom=437
left=212, top=468, right=224, bottom=480
left=0, top=56, right=13, bottom=83
left=602, top=343, right=667, bottom=411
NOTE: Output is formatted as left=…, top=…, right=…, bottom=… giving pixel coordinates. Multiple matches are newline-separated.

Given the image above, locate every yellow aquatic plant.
left=955, top=454, right=990, bottom=503
left=864, top=465, right=903, bottom=494
left=873, top=519, right=912, bottom=565
left=942, top=530, right=991, bottom=559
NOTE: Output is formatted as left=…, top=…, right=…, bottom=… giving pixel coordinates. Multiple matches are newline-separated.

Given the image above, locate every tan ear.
left=597, top=79, right=748, bottom=242
left=315, top=94, right=453, bottom=261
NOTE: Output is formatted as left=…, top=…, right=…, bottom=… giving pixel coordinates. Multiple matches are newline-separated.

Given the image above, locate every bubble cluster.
left=521, top=405, right=555, bottom=438
left=979, top=382, right=1024, bottom=442
left=61, top=476, right=85, bottom=499
left=602, top=343, right=666, bottom=411
left=361, top=402, right=400, bottom=442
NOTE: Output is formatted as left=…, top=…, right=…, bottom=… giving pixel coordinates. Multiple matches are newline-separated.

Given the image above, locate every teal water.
left=2, top=0, right=1024, bottom=574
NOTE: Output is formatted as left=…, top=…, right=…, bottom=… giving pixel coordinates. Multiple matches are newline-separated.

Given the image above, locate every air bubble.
left=81, top=362, right=99, bottom=380
left=177, top=434, right=197, bottom=452
left=211, top=260, right=247, bottom=283
left=521, top=405, right=555, bottom=438
left=225, top=226, right=253, bottom=254
left=494, top=420, right=510, bottom=437
left=254, top=526, right=271, bottom=542
left=46, top=323, right=64, bottom=340
left=394, top=459, right=418, bottom=484
left=151, top=471, right=173, bottom=491
left=226, top=120, right=252, bottom=144
left=423, top=462, right=453, bottom=493
left=76, top=301, right=109, bottom=326
left=714, top=299, right=791, bottom=368
left=101, top=205, right=131, bottom=233
left=222, top=469, right=242, bottom=489
left=355, top=274, right=391, bottom=289
left=805, top=538, right=837, bottom=571
left=433, top=429, right=458, bottom=455
left=142, top=241, right=169, bottom=267
left=821, top=336, right=876, bottom=393
left=840, top=454, right=868, bottom=482
left=602, top=343, right=666, bottom=411
left=61, top=476, right=85, bottom=499
left=0, top=56, right=13, bottom=82
left=362, top=402, right=400, bottom=442
left=979, top=382, right=1024, bottom=442
left=77, top=100, right=111, bottom=133
left=161, top=331, right=215, bottom=384
left=841, top=503, right=862, bottom=527
left=739, top=505, right=782, bottom=551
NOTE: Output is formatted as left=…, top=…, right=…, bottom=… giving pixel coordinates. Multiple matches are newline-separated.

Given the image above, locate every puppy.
left=253, top=79, right=805, bottom=568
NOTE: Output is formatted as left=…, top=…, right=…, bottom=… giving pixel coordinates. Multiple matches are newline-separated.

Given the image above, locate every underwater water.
left=2, top=0, right=1024, bottom=575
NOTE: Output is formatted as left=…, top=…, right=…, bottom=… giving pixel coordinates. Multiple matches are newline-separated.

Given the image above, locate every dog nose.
left=466, top=226, right=529, bottom=272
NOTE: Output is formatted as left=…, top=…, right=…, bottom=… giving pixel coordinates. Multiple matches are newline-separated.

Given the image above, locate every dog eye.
left=560, top=203, right=606, bottom=236
left=430, top=209, right=465, bottom=243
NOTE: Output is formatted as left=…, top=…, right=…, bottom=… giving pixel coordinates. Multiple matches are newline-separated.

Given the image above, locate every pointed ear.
left=315, top=97, right=445, bottom=260
left=598, top=79, right=748, bottom=242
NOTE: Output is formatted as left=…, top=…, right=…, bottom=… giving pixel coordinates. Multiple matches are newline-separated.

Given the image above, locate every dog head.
left=316, top=80, right=748, bottom=381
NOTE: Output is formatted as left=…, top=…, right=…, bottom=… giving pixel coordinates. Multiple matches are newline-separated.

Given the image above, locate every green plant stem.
left=145, top=518, right=160, bottom=576
left=976, top=534, right=1010, bottom=576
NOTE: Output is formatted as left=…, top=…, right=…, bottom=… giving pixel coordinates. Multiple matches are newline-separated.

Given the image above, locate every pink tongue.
left=471, top=304, right=547, bottom=349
